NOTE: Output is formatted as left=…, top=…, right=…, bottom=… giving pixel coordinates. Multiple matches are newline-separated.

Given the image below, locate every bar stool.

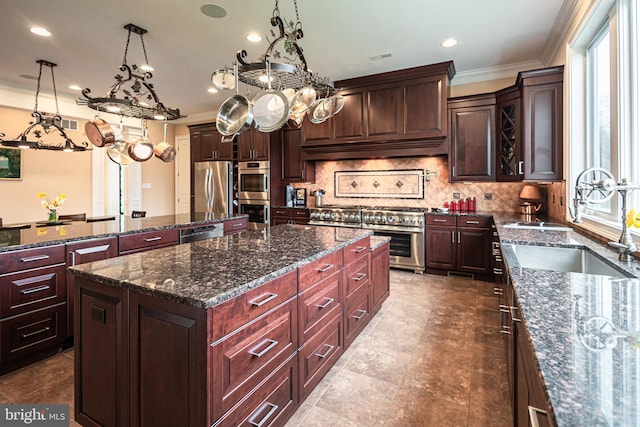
left=131, top=210, right=146, bottom=218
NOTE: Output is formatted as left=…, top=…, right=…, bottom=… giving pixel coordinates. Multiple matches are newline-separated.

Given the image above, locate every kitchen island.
left=69, top=224, right=383, bottom=427
left=494, top=215, right=640, bottom=427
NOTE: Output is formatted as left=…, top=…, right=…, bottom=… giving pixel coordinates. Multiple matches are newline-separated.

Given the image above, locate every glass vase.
left=48, top=210, right=58, bottom=222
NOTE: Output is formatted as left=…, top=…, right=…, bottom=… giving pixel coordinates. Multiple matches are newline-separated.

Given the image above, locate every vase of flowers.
left=37, top=192, right=66, bottom=222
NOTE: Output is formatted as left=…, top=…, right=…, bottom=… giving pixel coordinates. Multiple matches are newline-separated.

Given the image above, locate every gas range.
left=308, top=205, right=425, bottom=229
left=308, top=205, right=362, bottom=228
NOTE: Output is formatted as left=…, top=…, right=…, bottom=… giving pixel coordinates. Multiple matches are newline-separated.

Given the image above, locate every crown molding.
left=450, top=60, right=544, bottom=86
left=541, top=0, right=585, bottom=65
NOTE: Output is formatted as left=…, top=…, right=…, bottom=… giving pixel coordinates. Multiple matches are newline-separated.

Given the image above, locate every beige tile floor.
left=0, top=271, right=511, bottom=427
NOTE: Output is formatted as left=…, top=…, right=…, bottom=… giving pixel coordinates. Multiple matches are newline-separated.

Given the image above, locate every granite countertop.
left=493, top=212, right=640, bottom=426
left=370, top=235, right=391, bottom=250
left=69, top=224, right=373, bottom=309
left=0, top=212, right=246, bottom=252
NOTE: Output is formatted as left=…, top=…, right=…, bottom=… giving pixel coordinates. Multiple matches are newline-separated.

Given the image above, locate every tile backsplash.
left=294, top=157, right=564, bottom=217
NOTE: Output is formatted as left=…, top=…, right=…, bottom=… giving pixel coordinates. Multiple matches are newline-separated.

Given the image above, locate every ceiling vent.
left=369, top=53, right=392, bottom=61
left=54, top=118, right=78, bottom=131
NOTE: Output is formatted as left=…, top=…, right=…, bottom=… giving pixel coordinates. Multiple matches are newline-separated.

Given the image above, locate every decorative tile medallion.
left=335, top=169, right=424, bottom=199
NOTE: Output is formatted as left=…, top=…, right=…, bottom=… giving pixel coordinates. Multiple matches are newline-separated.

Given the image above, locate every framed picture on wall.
left=0, top=148, right=22, bottom=180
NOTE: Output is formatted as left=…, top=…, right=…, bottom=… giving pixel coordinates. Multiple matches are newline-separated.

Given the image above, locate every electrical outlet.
left=453, top=193, right=460, bottom=199
left=484, top=193, right=492, bottom=200
left=560, top=196, right=564, bottom=206
left=552, top=195, right=556, bottom=204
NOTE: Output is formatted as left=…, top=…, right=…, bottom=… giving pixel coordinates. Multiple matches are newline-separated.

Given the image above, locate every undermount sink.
left=503, top=221, right=573, bottom=231
left=503, top=243, right=635, bottom=278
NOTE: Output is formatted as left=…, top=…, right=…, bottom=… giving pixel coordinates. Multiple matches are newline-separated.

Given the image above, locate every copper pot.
left=519, top=202, right=542, bottom=215
left=85, top=117, right=114, bottom=147
left=154, top=142, right=176, bottom=162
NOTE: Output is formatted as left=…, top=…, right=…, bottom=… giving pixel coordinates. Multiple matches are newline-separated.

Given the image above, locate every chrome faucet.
left=572, top=168, right=640, bottom=262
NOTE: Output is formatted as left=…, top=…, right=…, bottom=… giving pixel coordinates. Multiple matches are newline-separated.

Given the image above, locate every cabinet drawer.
left=118, top=228, right=179, bottom=254
left=457, top=216, right=491, bottom=229
left=223, top=217, right=248, bottom=235
left=209, top=270, right=297, bottom=342
left=298, top=311, right=343, bottom=402
left=291, top=208, right=310, bottom=221
left=298, top=270, right=342, bottom=345
left=210, top=298, right=297, bottom=419
left=344, top=284, right=371, bottom=349
left=298, top=250, right=343, bottom=292
left=0, top=303, right=66, bottom=361
left=0, top=245, right=65, bottom=274
left=343, top=236, right=370, bottom=266
left=213, top=355, right=297, bottom=427
left=0, top=265, right=67, bottom=318
left=66, top=237, right=119, bottom=266
left=272, top=208, right=290, bottom=217
left=426, top=215, right=456, bottom=226
left=344, top=256, right=369, bottom=303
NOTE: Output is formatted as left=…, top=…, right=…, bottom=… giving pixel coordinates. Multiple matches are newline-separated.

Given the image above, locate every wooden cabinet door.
left=237, top=128, right=271, bottom=161
left=425, top=227, right=456, bottom=270
left=457, top=228, right=492, bottom=274
left=290, top=208, right=310, bottom=224
left=301, top=116, right=333, bottom=145
left=367, top=84, right=402, bottom=138
left=521, top=81, right=563, bottom=181
left=200, top=129, right=218, bottom=161
left=496, top=87, right=523, bottom=182
left=333, top=89, right=366, bottom=141
left=281, top=128, right=315, bottom=183
left=236, top=131, right=253, bottom=162
left=404, top=74, right=447, bottom=138
left=370, top=242, right=390, bottom=315
left=449, top=100, right=496, bottom=182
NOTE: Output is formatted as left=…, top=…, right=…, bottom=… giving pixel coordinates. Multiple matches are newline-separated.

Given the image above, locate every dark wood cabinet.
left=280, top=128, right=315, bottom=183
left=448, top=94, right=496, bottom=182
left=237, top=127, right=271, bottom=161
left=189, top=123, right=233, bottom=162
left=425, top=215, right=492, bottom=276
left=223, top=217, right=248, bottom=235
left=496, top=86, right=522, bottom=181
left=370, top=241, right=390, bottom=315
left=271, top=207, right=310, bottom=226
left=0, top=245, right=67, bottom=374
left=66, top=237, right=118, bottom=337
left=118, top=228, right=179, bottom=255
left=300, top=62, right=454, bottom=160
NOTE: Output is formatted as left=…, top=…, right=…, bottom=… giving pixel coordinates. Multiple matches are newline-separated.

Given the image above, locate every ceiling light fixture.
left=69, top=84, right=82, bottom=91
left=30, top=26, right=51, bottom=37
left=213, top=0, right=341, bottom=134
left=0, top=60, right=89, bottom=152
left=441, top=38, right=458, bottom=48
left=77, top=23, right=183, bottom=121
left=207, top=87, right=218, bottom=93
left=200, top=4, right=227, bottom=18
left=246, top=33, right=262, bottom=43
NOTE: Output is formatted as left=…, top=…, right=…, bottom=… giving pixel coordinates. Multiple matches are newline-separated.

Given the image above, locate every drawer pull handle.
left=315, top=343, right=335, bottom=359
left=248, top=339, right=278, bottom=358
left=352, top=273, right=367, bottom=281
left=351, top=309, right=367, bottom=320
left=493, top=287, right=503, bottom=295
left=21, top=326, right=51, bottom=339
left=20, top=255, right=50, bottom=263
left=433, top=219, right=447, bottom=223
left=315, top=297, right=334, bottom=309
left=248, top=402, right=279, bottom=427
left=144, top=236, right=162, bottom=242
left=232, top=222, right=244, bottom=227
left=528, top=406, right=548, bottom=427
left=353, top=246, right=367, bottom=253
left=248, top=293, right=278, bottom=307
left=316, top=264, right=334, bottom=273
left=21, top=285, right=51, bottom=295
left=465, top=220, right=480, bottom=225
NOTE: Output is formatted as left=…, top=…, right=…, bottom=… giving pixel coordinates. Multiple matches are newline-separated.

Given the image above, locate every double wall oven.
left=238, top=161, right=270, bottom=227
left=309, top=205, right=425, bottom=273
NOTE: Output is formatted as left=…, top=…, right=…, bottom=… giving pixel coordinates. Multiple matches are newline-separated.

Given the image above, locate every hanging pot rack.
left=77, top=23, right=183, bottom=121
left=0, top=60, right=90, bottom=152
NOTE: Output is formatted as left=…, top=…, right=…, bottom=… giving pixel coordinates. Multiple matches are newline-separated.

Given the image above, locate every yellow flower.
left=626, top=209, right=640, bottom=228
left=37, top=192, right=47, bottom=199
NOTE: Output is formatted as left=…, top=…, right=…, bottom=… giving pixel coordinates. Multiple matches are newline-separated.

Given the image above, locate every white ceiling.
left=0, top=0, right=572, bottom=123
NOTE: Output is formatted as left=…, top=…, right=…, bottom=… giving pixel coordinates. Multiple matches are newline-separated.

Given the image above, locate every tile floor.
left=0, top=271, right=511, bottom=427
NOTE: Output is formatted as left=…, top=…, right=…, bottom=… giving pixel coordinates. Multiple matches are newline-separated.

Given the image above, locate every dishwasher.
left=179, top=223, right=224, bottom=244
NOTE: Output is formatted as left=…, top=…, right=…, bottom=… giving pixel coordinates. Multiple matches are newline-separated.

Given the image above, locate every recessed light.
left=201, top=4, right=227, bottom=18
left=441, top=38, right=458, bottom=48
left=208, top=87, right=218, bottom=94
left=258, top=75, right=274, bottom=83
left=30, top=26, right=51, bottom=37
left=369, top=53, right=392, bottom=61
left=69, top=85, right=82, bottom=91
left=247, top=33, right=262, bottom=43
left=140, top=64, right=154, bottom=72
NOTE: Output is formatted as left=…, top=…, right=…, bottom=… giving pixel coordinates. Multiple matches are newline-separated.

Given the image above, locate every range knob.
left=411, top=218, right=417, bottom=224
left=418, top=218, right=424, bottom=225
left=388, top=215, right=398, bottom=223
left=330, top=213, right=338, bottom=220
left=403, top=218, right=410, bottom=224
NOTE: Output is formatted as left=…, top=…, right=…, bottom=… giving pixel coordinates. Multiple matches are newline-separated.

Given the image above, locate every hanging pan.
left=85, top=113, right=115, bottom=147
left=211, top=68, right=236, bottom=90
left=251, top=61, right=289, bottom=133
left=107, top=119, right=133, bottom=166
left=128, top=119, right=154, bottom=162
left=154, top=120, right=176, bottom=162
left=216, top=63, right=253, bottom=137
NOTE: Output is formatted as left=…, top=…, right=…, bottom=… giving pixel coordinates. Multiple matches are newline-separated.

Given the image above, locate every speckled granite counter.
left=0, top=212, right=245, bottom=252
left=493, top=212, right=640, bottom=426
left=370, top=235, right=391, bottom=250
left=69, top=224, right=372, bottom=309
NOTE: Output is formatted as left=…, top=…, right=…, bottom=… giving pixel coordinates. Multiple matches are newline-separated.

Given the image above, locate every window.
left=569, top=0, right=640, bottom=234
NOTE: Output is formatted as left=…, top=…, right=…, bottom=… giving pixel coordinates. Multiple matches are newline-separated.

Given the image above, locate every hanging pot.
left=128, top=120, right=154, bottom=162
left=289, top=86, right=317, bottom=115
left=287, top=111, right=305, bottom=129
left=210, top=68, right=236, bottom=90
left=154, top=121, right=176, bottom=162
left=216, top=63, right=254, bottom=137
left=251, top=61, right=289, bottom=133
left=85, top=117, right=115, bottom=147
left=107, top=140, right=133, bottom=166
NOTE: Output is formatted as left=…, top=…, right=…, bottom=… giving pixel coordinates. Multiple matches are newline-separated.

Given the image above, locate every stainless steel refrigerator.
left=193, top=161, right=233, bottom=215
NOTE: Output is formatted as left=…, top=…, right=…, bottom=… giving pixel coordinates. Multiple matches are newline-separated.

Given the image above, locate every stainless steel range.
left=308, top=205, right=426, bottom=273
